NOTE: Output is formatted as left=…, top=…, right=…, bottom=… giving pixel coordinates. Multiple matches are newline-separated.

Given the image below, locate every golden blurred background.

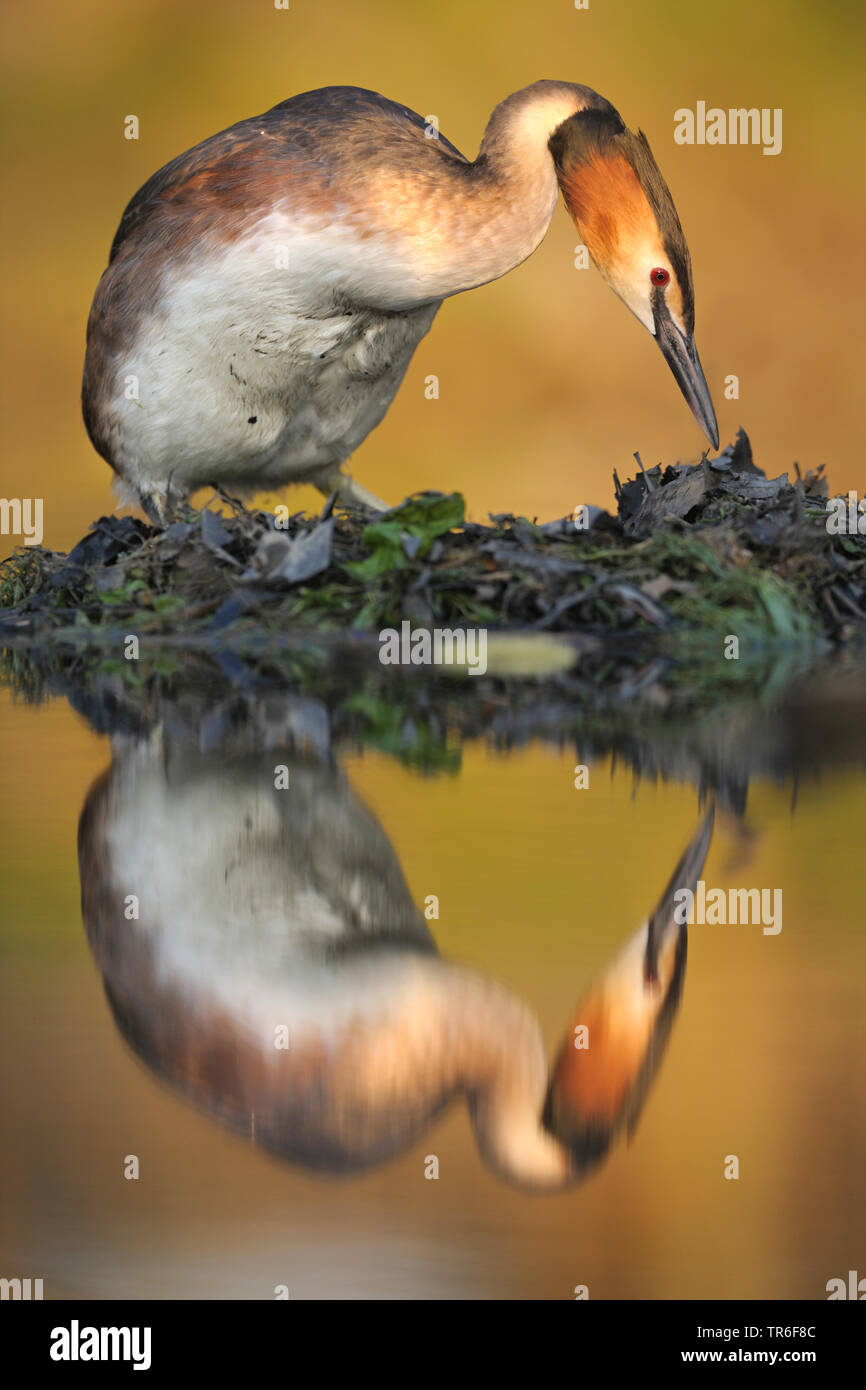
left=1, top=0, right=864, bottom=559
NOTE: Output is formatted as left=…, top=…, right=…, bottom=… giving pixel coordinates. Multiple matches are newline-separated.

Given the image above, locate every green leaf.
left=346, top=492, right=465, bottom=582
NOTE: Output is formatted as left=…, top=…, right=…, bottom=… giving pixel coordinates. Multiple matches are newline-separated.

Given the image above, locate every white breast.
left=110, top=213, right=441, bottom=497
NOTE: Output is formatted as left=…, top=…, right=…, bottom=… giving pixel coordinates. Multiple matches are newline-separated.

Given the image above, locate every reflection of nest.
left=15, top=646, right=866, bottom=814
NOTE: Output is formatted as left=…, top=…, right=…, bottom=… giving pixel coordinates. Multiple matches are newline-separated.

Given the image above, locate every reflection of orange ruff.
left=545, top=807, right=713, bottom=1167
left=549, top=925, right=685, bottom=1150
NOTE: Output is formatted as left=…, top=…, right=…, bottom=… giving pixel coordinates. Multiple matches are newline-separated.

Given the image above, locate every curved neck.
left=374, top=82, right=610, bottom=306
left=477, top=81, right=608, bottom=187
left=320, top=957, right=576, bottom=1190
left=424, top=964, right=576, bottom=1190
left=465, top=83, right=612, bottom=289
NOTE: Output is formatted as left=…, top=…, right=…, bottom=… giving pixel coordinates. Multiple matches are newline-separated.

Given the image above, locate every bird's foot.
left=137, top=477, right=191, bottom=529
left=138, top=488, right=173, bottom=528
left=212, top=485, right=252, bottom=516
left=318, top=469, right=387, bottom=515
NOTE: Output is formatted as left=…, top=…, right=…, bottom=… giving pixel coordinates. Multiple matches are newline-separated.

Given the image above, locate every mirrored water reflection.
left=79, top=719, right=713, bottom=1193
left=1, top=662, right=864, bottom=1298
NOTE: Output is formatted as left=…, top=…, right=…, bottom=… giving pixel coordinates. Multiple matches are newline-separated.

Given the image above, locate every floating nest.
left=1, top=429, right=863, bottom=711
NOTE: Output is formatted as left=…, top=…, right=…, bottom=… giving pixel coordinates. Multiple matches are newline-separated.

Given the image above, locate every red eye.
left=650, top=267, right=670, bottom=287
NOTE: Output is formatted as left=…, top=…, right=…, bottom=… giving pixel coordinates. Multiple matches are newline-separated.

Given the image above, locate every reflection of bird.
left=82, top=82, right=718, bottom=523
left=78, top=729, right=714, bottom=1192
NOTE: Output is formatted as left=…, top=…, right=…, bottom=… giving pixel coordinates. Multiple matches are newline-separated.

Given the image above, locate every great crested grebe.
left=82, top=82, right=718, bottom=523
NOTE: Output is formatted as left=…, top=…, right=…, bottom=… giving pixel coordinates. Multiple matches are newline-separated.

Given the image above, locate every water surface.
left=1, top=669, right=863, bottom=1299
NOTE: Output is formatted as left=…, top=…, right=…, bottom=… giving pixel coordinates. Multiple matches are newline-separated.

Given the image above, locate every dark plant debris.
left=1, top=430, right=864, bottom=710
left=4, top=633, right=865, bottom=814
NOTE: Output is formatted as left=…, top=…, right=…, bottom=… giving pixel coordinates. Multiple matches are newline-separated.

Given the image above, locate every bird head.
left=549, top=106, right=719, bottom=450
left=542, top=806, right=715, bottom=1175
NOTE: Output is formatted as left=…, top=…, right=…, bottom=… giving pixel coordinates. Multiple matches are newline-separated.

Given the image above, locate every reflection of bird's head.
left=541, top=913, right=688, bottom=1175
left=541, top=806, right=714, bottom=1178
